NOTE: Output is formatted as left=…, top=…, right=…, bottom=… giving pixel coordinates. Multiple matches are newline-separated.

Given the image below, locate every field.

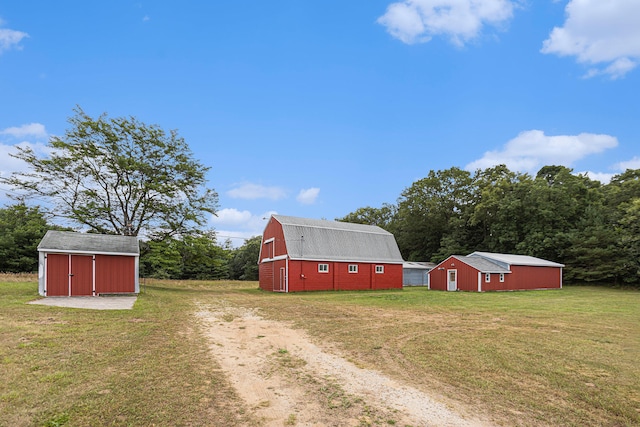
left=1, top=275, right=638, bottom=426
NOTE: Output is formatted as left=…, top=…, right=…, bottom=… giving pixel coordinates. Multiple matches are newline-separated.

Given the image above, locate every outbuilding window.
left=485, top=273, right=491, bottom=283
left=499, top=273, right=505, bottom=282
left=318, top=263, right=329, bottom=273
left=375, top=265, right=384, bottom=274
left=348, top=264, right=358, bottom=273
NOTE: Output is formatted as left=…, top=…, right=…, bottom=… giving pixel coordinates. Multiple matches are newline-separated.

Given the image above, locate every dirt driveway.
left=196, top=301, right=493, bottom=427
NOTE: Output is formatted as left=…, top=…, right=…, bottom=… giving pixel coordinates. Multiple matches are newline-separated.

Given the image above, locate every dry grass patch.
left=205, top=283, right=640, bottom=427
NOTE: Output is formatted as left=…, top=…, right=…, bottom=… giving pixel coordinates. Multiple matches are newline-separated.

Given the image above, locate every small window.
left=499, top=273, right=505, bottom=282
left=348, top=264, right=358, bottom=273
left=318, top=263, right=329, bottom=273
left=485, top=273, right=491, bottom=283
left=375, top=265, right=384, bottom=274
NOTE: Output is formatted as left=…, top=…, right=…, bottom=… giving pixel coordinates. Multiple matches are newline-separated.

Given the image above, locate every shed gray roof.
left=38, top=231, right=139, bottom=256
left=452, top=255, right=510, bottom=273
left=273, top=215, right=403, bottom=264
left=468, top=252, right=564, bottom=268
left=403, top=261, right=436, bottom=270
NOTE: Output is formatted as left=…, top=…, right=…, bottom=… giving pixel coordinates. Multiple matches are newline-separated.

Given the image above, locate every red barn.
left=429, top=251, right=564, bottom=292
left=37, top=231, right=139, bottom=296
left=259, top=215, right=403, bottom=292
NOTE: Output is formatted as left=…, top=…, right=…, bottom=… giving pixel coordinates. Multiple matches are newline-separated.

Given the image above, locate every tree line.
left=0, top=202, right=260, bottom=280
left=338, top=165, right=640, bottom=287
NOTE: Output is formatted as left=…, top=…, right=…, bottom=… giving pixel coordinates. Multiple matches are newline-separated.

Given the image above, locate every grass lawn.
left=1, top=275, right=639, bottom=426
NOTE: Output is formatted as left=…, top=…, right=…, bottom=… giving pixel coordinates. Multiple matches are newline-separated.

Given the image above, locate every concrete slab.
left=28, top=296, right=137, bottom=310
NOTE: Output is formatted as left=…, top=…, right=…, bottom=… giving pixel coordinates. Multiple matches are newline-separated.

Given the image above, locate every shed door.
left=46, top=254, right=70, bottom=296
left=70, top=255, right=93, bottom=296
left=447, top=269, right=457, bottom=291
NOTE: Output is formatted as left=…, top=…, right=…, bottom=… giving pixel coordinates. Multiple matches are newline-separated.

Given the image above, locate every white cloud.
left=0, top=21, right=28, bottom=54
left=210, top=208, right=277, bottom=248
left=377, top=0, right=516, bottom=46
left=0, top=141, right=51, bottom=178
left=615, top=156, right=640, bottom=171
left=1, top=123, right=48, bottom=139
left=579, top=171, right=615, bottom=184
left=296, top=187, right=320, bottom=205
left=227, top=183, right=287, bottom=200
left=465, top=130, right=618, bottom=173
left=541, top=0, right=640, bottom=79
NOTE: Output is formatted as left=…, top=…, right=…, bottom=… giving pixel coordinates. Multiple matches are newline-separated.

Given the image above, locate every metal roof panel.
left=273, top=215, right=403, bottom=263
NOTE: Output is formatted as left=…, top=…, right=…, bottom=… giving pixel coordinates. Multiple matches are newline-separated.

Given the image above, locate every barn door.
left=46, top=254, right=70, bottom=296
left=274, top=267, right=286, bottom=292
left=70, top=255, right=94, bottom=296
left=447, top=269, right=457, bottom=291
left=45, top=254, right=93, bottom=296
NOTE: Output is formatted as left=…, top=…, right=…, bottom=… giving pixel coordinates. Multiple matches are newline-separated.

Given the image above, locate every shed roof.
left=38, top=231, right=139, bottom=256
left=272, top=215, right=403, bottom=264
left=451, top=255, right=510, bottom=273
left=468, top=252, right=564, bottom=268
left=403, top=261, right=436, bottom=270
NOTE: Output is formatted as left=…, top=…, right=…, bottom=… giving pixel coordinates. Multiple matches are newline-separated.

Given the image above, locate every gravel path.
left=196, top=302, right=493, bottom=427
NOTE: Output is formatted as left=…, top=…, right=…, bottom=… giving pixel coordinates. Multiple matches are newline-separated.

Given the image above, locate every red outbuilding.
left=428, top=251, right=564, bottom=292
left=259, top=215, right=403, bottom=292
left=37, top=231, right=140, bottom=296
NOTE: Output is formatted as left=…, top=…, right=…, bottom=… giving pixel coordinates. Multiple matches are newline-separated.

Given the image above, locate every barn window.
left=318, top=263, right=329, bottom=273
left=499, top=273, right=505, bottom=282
left=348, top=264, right=358, bottom=273
left=375, top=265, right=384, bottom=274
left=485, top=273, right=491, bottom=283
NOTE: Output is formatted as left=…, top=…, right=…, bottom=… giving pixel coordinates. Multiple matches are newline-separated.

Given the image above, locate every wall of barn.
left=285, top=261, right=402, bottom=292
left=509, top=265, right=561, bottom=290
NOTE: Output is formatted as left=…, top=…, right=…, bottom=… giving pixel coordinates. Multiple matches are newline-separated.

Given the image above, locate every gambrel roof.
left=272, top=215, right=403, bottom=264
left=38, top=230, right=140, bottom=256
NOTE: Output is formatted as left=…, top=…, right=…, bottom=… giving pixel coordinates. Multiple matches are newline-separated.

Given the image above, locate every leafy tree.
left=178, top=231, right=230, bottom=280
left=139, top=232, right=231, bottom=280
left=618, top=198, right=640, bottom=284
left=139, top=239, right=182, bottom=279
left=394, top=167, right=474, bottom=261
left=0, top=203, right=70, bottom=272
left=229, top=236, right=261, bottom=280
left=336, top=204, right=397, bottom=229
left=1, top=107, right=217, bottom=240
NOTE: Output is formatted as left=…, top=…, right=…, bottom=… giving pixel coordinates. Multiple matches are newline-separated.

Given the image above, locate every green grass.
left=1, top=276, right=638, bottom=426
left=0, top=278, right=252, bottom=427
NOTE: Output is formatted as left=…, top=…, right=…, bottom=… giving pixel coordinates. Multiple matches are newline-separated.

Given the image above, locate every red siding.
left=259, top=262, right=274, bottom=291
left=508, top=265, right=561, bottom=290
left=95, top=255, right=135, bottom=293
left=46, top=254, right=69, bottom=296
left=45, top=252, right=137, bottom=296
left=280, top=260, right=402, bottom=292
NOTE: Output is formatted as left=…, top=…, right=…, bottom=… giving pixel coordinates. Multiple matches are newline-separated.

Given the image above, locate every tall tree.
left=336, top=203, right=397, bottom=229
left=1, top=107, right=217, bottom=240
left=229, top=236, right=261, bottom=281
left=395, top=167, right=474, bottom=261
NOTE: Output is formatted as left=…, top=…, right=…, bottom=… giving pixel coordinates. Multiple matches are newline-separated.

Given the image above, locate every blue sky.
left=1, top=1, right=639, bottom=246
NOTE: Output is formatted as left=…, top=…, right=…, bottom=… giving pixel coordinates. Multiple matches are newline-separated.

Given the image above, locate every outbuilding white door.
left=447, top=269, right=457, bottom=291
